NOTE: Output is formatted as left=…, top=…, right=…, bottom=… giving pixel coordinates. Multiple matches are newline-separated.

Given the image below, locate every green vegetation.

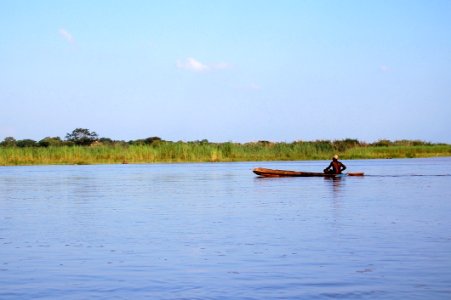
left=0, top=130, right=450, bottom=166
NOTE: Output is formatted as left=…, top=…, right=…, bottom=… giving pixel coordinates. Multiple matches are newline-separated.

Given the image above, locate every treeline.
left=0, top=128, right=443, bottom=149
left=0, top=128, right=165, bottom=148
left=0, top=130, right=450, bottom=165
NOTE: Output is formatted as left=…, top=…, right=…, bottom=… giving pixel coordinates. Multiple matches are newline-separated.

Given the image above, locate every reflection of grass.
left=0, top=142, right=450, bottom=166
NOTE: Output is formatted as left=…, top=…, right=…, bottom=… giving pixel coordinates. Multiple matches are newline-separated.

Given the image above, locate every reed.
left=0, top=141, right=450, bottom=166
left=344, top=145, right=451, bottom=159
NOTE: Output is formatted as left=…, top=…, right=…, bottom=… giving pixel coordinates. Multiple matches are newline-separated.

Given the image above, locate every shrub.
left=38, top=137, right=63, bottom=147
left=373, top=139, right=392, bottom=147
left=16, top=139, right=38, bottom=147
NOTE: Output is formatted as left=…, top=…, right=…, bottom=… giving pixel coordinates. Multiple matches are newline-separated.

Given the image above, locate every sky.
left=1, top=0, right=450, bottom=143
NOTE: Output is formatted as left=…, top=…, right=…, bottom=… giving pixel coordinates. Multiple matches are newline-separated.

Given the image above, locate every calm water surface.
left=1, top=158, right=451, bottom=299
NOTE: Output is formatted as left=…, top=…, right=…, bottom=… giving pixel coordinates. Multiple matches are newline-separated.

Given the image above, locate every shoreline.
left=1, top=143, right=450, bottom=166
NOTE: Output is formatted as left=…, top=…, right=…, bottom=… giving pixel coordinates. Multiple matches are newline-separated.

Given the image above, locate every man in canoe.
left=324, top=155, right=347, bottom=174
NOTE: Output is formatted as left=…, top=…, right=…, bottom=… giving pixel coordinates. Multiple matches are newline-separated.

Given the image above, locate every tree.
left=333, top=138, right=361, bottom=152
left=1, top=137, right=17, bottom=147
left=98, top=137, right=114, bottom=145
left=38, top=137, right=63, bottom=147
left=16, top=139, right=37, bottom=147
left=65, top=128, right=98, bottom=146
left=144, top=136, right=162, bottom=145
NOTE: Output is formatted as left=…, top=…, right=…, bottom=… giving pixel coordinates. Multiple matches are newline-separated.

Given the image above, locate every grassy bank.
left=1, top=141, right=450, bottom=166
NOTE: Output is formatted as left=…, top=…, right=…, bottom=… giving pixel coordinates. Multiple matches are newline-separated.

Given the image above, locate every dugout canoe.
left=253, top=167, right=364, bottom=177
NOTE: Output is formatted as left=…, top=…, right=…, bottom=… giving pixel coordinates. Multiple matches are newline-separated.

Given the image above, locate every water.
left=1, top=158, right=451, bottom=299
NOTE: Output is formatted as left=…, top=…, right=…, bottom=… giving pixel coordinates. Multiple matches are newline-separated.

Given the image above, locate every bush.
left=38, top=137, right=63, bottom=147
left=144, top=137, right=162, bottom=145
left=16, top=139, right=37, bottom=147
left=333, top=138, right=361, bottom=152
left=98, top=138, right=114, bottom=146
left=372, top=139, right=392, bottom=147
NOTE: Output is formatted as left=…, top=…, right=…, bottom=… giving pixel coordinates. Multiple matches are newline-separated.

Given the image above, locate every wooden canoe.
left=253, top=167, right=364, bottom=177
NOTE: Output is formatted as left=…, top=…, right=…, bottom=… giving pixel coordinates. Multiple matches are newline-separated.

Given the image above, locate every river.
left=1, top=158, right=450, bottom=299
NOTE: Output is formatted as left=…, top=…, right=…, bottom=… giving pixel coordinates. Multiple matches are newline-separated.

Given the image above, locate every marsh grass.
left=0, top=142, right=450, bottom=166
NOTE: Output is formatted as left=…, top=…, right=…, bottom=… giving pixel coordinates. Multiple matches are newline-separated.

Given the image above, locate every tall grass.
left=0, top=142, right=450, bottom=166
left=344, top=145, right=451, bottom=159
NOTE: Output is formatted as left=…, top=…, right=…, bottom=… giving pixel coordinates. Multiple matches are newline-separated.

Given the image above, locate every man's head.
left=333, top=154, right=339, bottom=160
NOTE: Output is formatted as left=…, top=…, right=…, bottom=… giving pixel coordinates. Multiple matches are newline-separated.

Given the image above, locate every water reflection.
left=324, top=177, right=345, bottom=228
left=324, top=176, right=343, bottom=195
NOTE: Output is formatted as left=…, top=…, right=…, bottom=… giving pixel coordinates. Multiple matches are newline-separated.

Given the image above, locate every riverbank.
left=1, top=141, right=450, bottom=166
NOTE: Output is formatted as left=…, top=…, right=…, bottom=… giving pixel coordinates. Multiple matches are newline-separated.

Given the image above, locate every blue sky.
left=1, top=0, right=450, bottom=143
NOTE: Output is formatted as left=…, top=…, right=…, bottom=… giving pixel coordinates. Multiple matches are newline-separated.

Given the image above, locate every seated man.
left=324, top=155, right=346, bottom=174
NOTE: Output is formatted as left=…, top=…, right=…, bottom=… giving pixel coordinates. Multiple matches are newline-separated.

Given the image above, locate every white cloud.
left=58, top=28, right=74, bottom=44
left=177, top=57, right=209, bottom=72
left=176, top=58, right=232, bottom=72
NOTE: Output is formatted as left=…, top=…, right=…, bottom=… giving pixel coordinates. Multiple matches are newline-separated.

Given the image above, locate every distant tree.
left=1, top=137, right=17, bottom=147
left=372, top=139, right=392, bottom=147
left=394, top=140, right=430, bottom=147
left=65, top=128, right=98, bottom=146
left=16, top=139, right=37, bottom=147
left=115, top=140, right=128, bottom=147
left=128, top=137, right=163, bottom=146
left=312, top=140, right=334, bottom=152
left=333, top=138, right=361, bottom=152
left=144, top=136, right=162, bottom=145
left=98, top=137, right=114, bottom=145
left=129, top=139, right=144, bottom=145
left=38, top=137, right=63, bottom=147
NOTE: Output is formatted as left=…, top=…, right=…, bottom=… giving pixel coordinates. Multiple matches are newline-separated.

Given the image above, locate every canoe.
left=253, top=167, right=364, bottom=177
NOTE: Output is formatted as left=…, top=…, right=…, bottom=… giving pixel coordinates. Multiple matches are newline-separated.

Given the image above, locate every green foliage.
left=144, top=137, right=162, bottom=145
left=98, top=138, right=114, bottom=145
left=38, top=137, right=63, bottom=147
left=1, top=137, right=17, bottom=147
left=373, top=139, right=392, bottom=147
left=393, top=140, right=431, bottom=146
left=16, top=139, right=38, bottom=147
left=1, top=129, right=450, bottom=165
left=220, top=142, right=234, bottom=157
left=65, top=128, right=98, bottom=146
left=129, top=136, right=163, bottom=146
left=0, top=142, right=450, bottom=166
left=333, top=138, right=361, bottom=152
